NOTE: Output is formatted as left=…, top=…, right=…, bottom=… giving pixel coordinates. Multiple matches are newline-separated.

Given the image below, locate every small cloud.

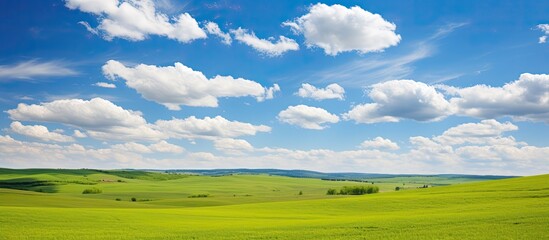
left=230, top=28, right=299, bottom=57
left=93, top=82, right=116, bottom=88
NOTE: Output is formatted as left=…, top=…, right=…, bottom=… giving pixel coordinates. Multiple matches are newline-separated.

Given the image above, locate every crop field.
left=0, top=169, right=547, bottom=239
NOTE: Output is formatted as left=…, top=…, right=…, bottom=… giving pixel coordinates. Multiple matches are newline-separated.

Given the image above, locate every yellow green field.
left=0, top=169, right=547, bottom=239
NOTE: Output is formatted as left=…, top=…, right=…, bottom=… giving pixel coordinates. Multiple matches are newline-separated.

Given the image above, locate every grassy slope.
left=0, top=171, right=547, bottom=239
left=0, top=169, right=434, bottom=208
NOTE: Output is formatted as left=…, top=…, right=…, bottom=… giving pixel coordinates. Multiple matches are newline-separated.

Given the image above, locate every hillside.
left=0, top=169, right=547, bottom=239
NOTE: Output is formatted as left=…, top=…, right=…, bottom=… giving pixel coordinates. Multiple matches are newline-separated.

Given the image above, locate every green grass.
left=0, top=169, right=547, bottom=239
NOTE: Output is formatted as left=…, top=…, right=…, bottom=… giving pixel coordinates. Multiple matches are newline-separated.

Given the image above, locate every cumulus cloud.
left=433, top=120, right=520, bottom=146
left=65, top=0, right=206, bottom=43
left=102, top=60, right=280, bottom=110
left=7, top=97, right=164, bottom=141
left=345, top=74, right=549, bottom=124
left=10, top=121, right=74, bottom=142
left=446, top=73, right=549, bottom=122
left=297, top=83, right=345, bottom=100
left=93, top=82, right=116, bottom=88
left=0, top=60, right=77, bottom=80
left=283, top=3, right=400, bottom=56
left=155, top=116, right=271, bottom=140
left=278, top=105, right=339, bottom=130
left=344, top=80, right=453, bottom=124
left=148, top=140, right=185, bottom=153
left=7, top=97, right=273, bottom=144
left=360, top=137, right=399, bottom=150
left=112, top=141, right=183, bottom=154
left=204, top=21, right=232, bottom=45
left=214, top=138, right=254, bottom=154
left=230, top=28, right=299, bottom=56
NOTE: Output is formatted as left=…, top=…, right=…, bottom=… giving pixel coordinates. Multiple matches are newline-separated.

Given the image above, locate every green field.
left=0, top=169, right=547, bottom=239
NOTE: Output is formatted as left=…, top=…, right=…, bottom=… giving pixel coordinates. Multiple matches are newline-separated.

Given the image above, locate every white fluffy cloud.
left=112, top=141, right=184, bottom=154
left=297, top=83, right=345, bottom=100
left=433, top=120, right=520, bottom=146
left=7, top=97, right=273, bottom=144
left=284, top=3, right=401, bottom=56
left=155, top=116, right=271, bottom=140
left=230, top=28, right=299, bottom=56
left=360, top=137, right=399, bottom=150
left=214, top=138, right=254, bottom=154
left=345, top=74, right=549, bottom=124
left=65, top=0, right=206, bottom=43
left=278, top=105, right=339, bottom=130
left=10, top=121, right=74, bottom=142
left=344, top=80, right=453, bottom=123
left=103, top=60, right=280, bottom=110
left=148, top=140, right=185, bottom=153
left=447, top=73, right=549, bottom=122
left=204, top=21, right=232, bottom=45
left=7, top=97, right=164, bottom=141
left=93, top=82, right=116, bottom=88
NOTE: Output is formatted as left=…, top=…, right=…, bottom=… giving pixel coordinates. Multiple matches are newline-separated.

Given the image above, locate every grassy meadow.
left=0, top=169, right=547, bottom=239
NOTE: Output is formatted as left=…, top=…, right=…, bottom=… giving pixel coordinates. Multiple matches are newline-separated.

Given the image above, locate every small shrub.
left=326, top=188, right=337, bottom=195
left=115, top=198, right=121, bottom=201
left=82, top=188, right=102, bottom=194
left=395, top=186, right=401, bottom=191
left=131, top=197, right=137, bottom=202
left=298, top=191, right=303, bottom=195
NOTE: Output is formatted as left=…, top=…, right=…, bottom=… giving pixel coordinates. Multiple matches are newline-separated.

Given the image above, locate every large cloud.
left=7, top=98, right=273, bottom=142
left=344, top=80, right=453, bottom=123
left=433, top=120, right=520, bottom=146
left=103, top=60, right=280, bottom=110
left=297, top=83, right=345, bottom=100
left=284, top=3, right=401, bottom=56
left=65, top=0, right=206, bottom=42
left=447, top=73, right=549, bottom=122
left=230, top=28, right=299, bottom=56
left=155, top=116, right=271, bottom=140
left=7, top=97, right=164, bottom=141
left=10, top=121, right=75, bottom=143
left=278, top=105, right=339, bottom=130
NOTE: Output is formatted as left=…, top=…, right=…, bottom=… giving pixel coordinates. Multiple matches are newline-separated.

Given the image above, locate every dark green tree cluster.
left=326, top=186, right=379, bottom=195
left=82, top=188, right=102, bottom=194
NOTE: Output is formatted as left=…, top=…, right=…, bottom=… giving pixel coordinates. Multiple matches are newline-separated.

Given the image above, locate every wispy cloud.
left=301, top=23, right=468, bottom=88
left=0, top=60, right=78, bottom=81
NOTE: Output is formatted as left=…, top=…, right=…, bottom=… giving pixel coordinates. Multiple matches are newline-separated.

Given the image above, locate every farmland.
left=0, top=169, right=547, bottom=239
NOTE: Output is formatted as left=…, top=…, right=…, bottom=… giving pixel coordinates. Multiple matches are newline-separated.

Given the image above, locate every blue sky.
left=1, top=0, right=549, bottom=175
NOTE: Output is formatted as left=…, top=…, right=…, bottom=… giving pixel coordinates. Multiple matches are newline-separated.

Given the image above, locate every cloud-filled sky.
left=1, top=0, right=548, bottom=175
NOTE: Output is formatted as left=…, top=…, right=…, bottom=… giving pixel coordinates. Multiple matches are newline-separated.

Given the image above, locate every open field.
left=0, top=169, right=547, bottom=239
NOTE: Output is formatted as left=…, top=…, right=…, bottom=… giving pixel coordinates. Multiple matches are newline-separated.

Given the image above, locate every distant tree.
left=395, top=186, right=400, bottom=191
left=326, top=188, right=337, bottom=195
left=82, top=188, right=102, bottom=194
left=298, top=191, right=303, bottom=195
left=115, top=198, right=121, bottom=201
left=131, top=197, right=137, bottom=202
